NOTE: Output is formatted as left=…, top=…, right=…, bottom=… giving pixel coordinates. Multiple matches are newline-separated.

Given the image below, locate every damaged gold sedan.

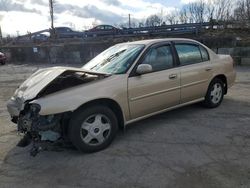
left=7, top=38, right=236, bottom=156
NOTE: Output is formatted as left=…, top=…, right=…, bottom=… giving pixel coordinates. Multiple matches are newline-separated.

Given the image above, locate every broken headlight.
left=30, top=103, right=41, bottom=114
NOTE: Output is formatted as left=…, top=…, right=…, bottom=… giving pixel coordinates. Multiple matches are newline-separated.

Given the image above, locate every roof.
left=121, top=38, right=198, bottom=46
left=94, top=24, right=114, bottom=27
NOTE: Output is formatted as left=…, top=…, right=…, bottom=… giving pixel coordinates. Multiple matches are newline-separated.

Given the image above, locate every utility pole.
left=128, top=14, right=131, bottom=28
left=49, top=0, right=55, bottom=38
left=0, top=26, right=2, bottom=39
left=0, top=26, right=2, bottom=45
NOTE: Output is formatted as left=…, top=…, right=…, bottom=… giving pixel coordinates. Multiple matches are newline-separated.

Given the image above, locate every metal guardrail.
left=1, top=22, right=238, bottom=46
left=21, top=22, right=210, bottom=37
left=123, top=22, right=209, bottom=33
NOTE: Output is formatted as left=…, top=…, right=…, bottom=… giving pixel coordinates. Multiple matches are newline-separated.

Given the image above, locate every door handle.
left=169, top=74, right=177, bottom=79
left=205, top=67, right=212, bottom=71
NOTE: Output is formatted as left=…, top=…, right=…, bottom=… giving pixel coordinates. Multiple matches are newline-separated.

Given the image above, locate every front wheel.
left=68, top=105, right=118, bottom=153
left=203, top=78, right=225, bottom=108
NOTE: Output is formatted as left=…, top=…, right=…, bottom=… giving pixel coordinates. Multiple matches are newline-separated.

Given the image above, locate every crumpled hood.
left=13, top=66, right=106, bottom=101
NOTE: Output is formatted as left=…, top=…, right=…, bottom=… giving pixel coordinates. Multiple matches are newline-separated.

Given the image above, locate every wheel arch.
left=74, top=98, right=125, bottom=130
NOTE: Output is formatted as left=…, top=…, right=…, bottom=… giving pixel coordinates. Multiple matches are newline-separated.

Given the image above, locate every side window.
left=141, top=45, right=174, bottom=72
left=105, top=26, right=113, bottom=30
left=199, top=46, right=209, bottom=61
left=96, top=26, right=104, bottom=30
left=175, top=44, right=202, bottom=65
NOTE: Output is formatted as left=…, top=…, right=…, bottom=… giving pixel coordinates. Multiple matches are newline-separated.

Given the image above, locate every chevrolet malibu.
left=7, top=38, right=236, bottom=155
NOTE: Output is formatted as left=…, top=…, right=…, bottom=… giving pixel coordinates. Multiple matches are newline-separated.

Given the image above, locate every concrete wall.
left=214, top=47, right=250, bottom=65
left=3, top=42, right=116, bottom=65
left=1, top=38, right=250, bottom=65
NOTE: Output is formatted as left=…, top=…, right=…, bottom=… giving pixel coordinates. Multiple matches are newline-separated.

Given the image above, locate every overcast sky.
left=0, top=0, right=196, bottom=36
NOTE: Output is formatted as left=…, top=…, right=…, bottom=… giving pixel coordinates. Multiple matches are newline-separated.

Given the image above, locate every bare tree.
left=212, top=0, right=232, bottom=22
left=247, top=0, right=250, bottom=20
left=178, top=7, right=189, bottom=24
left=234, top=0, right=250, bottom=22
left=187, top=0, right=206, bottom=23
left=145, top=15, right=161, bottom=27
left=177, top=0, right=234, bottom=25
left=204, top=0, right=214, bottom=22
left=165, top=11, right=179, bottom=25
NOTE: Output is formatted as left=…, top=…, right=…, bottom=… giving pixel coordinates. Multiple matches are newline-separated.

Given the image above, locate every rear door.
left=105, top=25, right=115, bottom=35
left=173, top=42, right=213, bottom=103
left=128, top=43, right=181, bottom=119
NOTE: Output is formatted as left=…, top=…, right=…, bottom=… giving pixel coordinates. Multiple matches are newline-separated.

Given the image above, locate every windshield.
left=82, top=44, right=144, bottom=74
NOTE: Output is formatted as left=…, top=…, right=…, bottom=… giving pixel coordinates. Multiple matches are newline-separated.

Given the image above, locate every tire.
left=203, top=78, right=225, bottom=108
left=68, top=105, right=118, bottom=153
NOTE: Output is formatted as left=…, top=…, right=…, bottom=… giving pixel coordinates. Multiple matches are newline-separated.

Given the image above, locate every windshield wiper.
left=89, top=50, right=126, bottom=71
left=106, top=50, right=125, bottom=62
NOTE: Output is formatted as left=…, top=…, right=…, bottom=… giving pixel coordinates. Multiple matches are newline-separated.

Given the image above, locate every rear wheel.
left=68, top=105, right=118, bottom=153
left=203, top=78, right=225, bottom=108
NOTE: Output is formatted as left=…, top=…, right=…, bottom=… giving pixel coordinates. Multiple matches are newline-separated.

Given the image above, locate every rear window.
left=175, top=44, right=203, bottom=65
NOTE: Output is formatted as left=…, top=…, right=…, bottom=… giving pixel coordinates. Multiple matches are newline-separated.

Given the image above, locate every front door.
left=128, top=44, right=181, bottom=119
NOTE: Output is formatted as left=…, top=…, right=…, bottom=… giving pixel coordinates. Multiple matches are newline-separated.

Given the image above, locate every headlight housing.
left=30, top=103, right=41, bottom=113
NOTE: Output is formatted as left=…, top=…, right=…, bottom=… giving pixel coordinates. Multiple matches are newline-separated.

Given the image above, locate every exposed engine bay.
left=11, top=70, right=108, bottom=156
left=37, top=70, right=103, bottom=97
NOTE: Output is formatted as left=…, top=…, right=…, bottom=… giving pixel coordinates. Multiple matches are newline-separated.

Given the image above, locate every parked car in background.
left=7, top=38, right=236, bottom=156
left=31, top=32, right=49, bottom=42
left=85, top=25, right=122, bottom=37
left=0, top=51, right=7, bottom=65
left=54, top=27, right=84, bottom=38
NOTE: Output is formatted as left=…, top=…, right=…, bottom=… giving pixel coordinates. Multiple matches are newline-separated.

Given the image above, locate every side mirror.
left=136, top=64, right=153, bottom=75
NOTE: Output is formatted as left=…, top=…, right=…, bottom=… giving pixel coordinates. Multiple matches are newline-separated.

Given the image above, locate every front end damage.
left=16, top=103, right=69, bottom=156
left=7, top=97, right=71, bottom=156
left=6, top=67, right=108, bottom=156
